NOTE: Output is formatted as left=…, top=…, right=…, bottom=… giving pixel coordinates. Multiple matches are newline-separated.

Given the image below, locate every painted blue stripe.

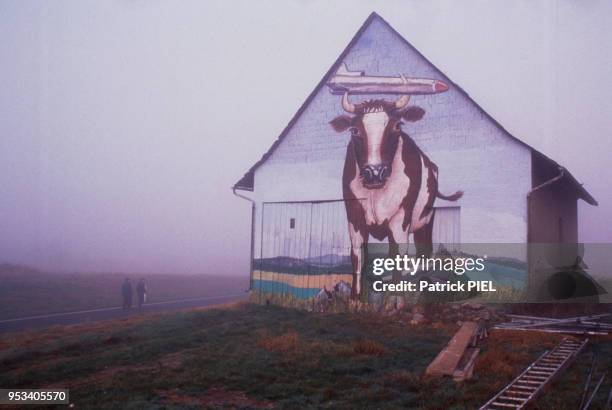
left=252, top=279, right=320, bottom=299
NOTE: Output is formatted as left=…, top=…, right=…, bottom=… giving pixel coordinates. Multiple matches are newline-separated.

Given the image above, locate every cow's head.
left=330, top=92, right=425, bottom=188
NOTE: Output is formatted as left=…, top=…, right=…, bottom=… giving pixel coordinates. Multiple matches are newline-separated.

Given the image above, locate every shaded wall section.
left=530, top=152, right=578, bottom=245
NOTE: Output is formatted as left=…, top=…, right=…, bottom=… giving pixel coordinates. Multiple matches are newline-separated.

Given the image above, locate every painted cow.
left=330, top=92, right=463, bottom=296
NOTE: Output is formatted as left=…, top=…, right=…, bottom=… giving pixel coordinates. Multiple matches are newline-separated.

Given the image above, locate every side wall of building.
left=527, top=153, right=580, bottom=295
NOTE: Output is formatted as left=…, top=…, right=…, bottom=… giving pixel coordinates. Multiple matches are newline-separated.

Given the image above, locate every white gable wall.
left=249, top=17, right=531, bottom=260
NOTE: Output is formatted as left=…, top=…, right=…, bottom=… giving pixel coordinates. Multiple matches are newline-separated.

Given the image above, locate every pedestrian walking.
left=122, top=278, right=133, bottom=310
left=136, top=278, right=147, bottom=309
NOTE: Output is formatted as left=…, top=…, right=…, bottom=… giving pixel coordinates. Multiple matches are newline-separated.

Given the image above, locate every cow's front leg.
left=387, top=212, right=410, bottom=310
left=413, top=210, right=435, bottom=259
left=348, top=222, right=367, bottom=298
left=389, top=211, right=410, bottom=280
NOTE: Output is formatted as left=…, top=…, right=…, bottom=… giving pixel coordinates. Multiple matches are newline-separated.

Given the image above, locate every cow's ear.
left=402, top=106, right=425, bottom=122
left=330, top=115, right=353, bottom=132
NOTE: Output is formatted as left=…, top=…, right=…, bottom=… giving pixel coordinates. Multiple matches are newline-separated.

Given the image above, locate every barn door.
left=432, top=206, right=461, bottom=251
left=257, top=200, right=354, bottom=301
left=308, top=201, right=354, bottom=293
left=259, top=202, right=312, bottom=299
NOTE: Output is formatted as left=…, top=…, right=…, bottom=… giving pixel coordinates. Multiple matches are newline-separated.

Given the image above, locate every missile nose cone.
left=434, top=81, right=449, bottom=92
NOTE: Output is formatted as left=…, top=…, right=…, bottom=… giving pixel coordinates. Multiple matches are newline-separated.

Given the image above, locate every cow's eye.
left=350, top=127, right=360, bottom=137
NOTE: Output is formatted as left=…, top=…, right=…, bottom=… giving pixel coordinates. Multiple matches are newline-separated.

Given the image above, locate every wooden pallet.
left=480, top=338, right=588, bottom=409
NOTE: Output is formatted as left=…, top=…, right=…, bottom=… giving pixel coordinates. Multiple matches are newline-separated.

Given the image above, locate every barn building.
left=233, top=13, right=597, bottom=305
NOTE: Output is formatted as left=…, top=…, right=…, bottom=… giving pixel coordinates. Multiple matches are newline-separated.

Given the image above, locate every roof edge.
left=232, top=12, right=381, bottom=190
left=532, top=151, right=598, bottom=206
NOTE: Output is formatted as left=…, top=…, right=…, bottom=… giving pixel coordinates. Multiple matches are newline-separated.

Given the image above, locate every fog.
left=1, top=1, right=611, bottom=276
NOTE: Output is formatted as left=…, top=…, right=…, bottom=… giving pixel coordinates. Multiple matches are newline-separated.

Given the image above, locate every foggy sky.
left=1, top=1, right=611, bottom=275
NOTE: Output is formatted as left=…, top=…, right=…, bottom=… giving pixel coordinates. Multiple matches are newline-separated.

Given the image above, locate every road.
left=0, top=293, right=249, bottom=334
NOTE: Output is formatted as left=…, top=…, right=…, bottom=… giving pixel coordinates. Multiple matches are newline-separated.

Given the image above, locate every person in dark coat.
left=122, top=278, right=133, bottom=310
left=136, top=278, right=147, bottom=309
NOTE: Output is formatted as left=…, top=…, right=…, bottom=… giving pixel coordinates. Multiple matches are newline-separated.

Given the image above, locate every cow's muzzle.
left=361, top=164, right=390, bottom=188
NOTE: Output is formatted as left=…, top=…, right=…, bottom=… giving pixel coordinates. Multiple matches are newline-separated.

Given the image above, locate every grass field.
left=2, top=302, right=611, bottom=409
left=0, top=264, right=249, bottom=320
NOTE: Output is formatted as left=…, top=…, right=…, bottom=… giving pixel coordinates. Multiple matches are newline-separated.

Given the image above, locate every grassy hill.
left=0, top=264, right=248, bottom=320
left=2, top=302, right=610, bottom=409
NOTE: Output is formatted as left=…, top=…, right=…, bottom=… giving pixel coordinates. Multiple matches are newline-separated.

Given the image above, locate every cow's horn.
left=395, top=95, right=410, bottom=109
left=395, top=74, right=410, bottom=109
left=342, top=92, right=356, bottom=113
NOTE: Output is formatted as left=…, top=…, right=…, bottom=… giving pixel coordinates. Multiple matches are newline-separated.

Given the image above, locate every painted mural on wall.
left=328, top=64, right=462, bottom=297
left=251, top=63, right=477, bottom=308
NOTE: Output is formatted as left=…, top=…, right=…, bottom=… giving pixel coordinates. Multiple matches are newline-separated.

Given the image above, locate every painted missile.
left=327, top=63, right=449, bottom=95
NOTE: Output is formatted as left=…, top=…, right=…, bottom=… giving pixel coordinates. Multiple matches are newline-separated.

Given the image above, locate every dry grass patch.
left=257, top=330, right=388, bottom=359
left=156, top=386, right=274, bottom=409
left=42, top=349, right=192, bottom=390
left=475, top=349, right=522, bottom=382
left=384, top=370, right=421, bottom=389
left=257, top=331, right=300, bottom=353
left=307, top=339, right=347, bottom=356
left=487, top=328, right=568, bottom=348
left=352, top=339, right=386, bottom=356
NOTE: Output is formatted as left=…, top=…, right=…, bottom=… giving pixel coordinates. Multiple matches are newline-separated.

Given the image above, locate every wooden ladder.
left=480, top=338, right=588, bottom=410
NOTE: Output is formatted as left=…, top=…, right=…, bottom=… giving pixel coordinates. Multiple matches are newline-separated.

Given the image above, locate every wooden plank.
left=453, top=347, right=480, bottom=381
left=426, top=322, right=479, bottom=377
